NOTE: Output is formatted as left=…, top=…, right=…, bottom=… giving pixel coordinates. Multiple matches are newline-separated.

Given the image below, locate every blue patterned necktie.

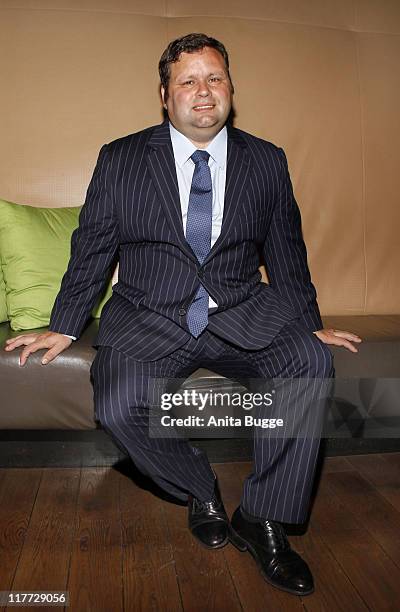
left=186, top=150, right=212, bottom=337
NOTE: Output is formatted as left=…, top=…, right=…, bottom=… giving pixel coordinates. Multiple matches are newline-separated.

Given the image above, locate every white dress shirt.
left=169, top=121, right=227, bottom=308
left=64, top=123, right=228, bottom=340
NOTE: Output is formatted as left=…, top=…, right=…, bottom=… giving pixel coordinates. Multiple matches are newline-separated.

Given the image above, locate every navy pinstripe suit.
left=49, top=120, right=334, bottom=523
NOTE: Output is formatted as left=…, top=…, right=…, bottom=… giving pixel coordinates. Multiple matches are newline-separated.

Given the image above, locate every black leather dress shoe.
left=188, top=480, right=229, bottom=549
left=230, top=507, right=314, bottom=595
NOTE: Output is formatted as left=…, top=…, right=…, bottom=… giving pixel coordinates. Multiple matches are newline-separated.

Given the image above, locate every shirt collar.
left=169, top=122, right=227, bottom=169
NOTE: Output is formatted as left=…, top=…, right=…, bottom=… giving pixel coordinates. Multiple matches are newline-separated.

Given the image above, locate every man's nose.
left=196, top=80, right=211, bottom=96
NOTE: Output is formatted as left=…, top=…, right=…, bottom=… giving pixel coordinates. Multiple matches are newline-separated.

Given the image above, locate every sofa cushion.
left=0, top=199, right=111, bottom=331
left=1, top=315, right=399, bottom=431
left=0, top=319, right=99, bottom=429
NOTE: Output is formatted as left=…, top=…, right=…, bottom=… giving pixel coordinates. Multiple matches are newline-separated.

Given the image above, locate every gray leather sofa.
left=1, top=315, right=400, bottom=465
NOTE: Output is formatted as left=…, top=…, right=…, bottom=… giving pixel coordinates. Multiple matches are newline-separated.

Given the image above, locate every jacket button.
left=198, top=270, right=205, bottom=279
left=179, top=308, right=186, bottom=316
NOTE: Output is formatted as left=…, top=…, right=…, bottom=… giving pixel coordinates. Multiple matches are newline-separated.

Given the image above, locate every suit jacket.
left=49, top=120, right=323, bottom=361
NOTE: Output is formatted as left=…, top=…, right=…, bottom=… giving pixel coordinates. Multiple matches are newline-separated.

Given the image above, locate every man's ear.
left=160, top=86, right=167, bottom=109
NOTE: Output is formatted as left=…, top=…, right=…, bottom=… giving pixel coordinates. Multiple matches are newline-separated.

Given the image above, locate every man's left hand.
left=313, top=328, right=362, bottom=353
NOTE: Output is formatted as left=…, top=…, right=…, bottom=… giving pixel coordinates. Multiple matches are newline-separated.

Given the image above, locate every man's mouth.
left=193, top=104, right=215, bottom=111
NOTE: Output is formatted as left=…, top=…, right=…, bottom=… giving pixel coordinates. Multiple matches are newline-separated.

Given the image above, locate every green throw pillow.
left=0, top=266, right=7, bottom=323
left=0, top=199, right=112, bottom=331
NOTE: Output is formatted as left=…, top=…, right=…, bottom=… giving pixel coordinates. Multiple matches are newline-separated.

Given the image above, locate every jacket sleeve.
left=263, top=147, right=323, bottom=332
left=49, top=143, right=119, bottom=338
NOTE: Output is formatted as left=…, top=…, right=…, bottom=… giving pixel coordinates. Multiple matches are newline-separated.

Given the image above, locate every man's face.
left=161, top=47, right=233, bottom=147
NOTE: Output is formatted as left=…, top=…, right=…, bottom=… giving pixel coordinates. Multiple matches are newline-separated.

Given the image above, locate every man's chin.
left=175, top=118, right=227, bottom=145
left=191, top=117, right=225, bottom=133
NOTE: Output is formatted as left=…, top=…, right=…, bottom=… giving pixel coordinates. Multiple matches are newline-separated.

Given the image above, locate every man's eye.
left=210, top=77, right=221, bottom=83
left=183, top=80, right=194, bottom=85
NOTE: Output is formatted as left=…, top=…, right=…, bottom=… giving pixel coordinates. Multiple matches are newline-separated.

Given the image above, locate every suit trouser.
left=91, top=320, right=334, bottom=524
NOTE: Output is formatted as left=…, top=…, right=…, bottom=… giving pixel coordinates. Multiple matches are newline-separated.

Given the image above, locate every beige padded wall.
left=357, top=32, right=400, bottom=314
left=0, top=4, right=168, bottom=206
left=0, top=0, right=399, bottom=315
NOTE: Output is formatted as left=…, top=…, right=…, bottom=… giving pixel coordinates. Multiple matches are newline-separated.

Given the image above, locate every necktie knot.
left=191, top=150, right=210, bottom=165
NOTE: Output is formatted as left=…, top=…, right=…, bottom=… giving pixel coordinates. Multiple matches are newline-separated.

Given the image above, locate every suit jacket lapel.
left=146, top=121, right=197, bottom=263
left=146, top=121, right=251, bottom=266
left=203, top=125, right=251, bottom=264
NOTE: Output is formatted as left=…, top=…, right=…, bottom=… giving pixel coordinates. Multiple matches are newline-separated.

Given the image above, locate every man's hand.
left=4, top=331, right=73, bottom=366
left=313, top=328, right=362, bottom=353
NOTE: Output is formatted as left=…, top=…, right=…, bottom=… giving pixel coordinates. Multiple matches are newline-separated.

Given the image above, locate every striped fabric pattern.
left=91, top=321, right=333, bottom=523
left=49, top=120, right=322, bottom=360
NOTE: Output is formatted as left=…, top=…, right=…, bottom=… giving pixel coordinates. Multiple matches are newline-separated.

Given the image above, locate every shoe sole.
left=229, top=528, right=314, bottom=596
left=192, top=534, right=230, bottom=550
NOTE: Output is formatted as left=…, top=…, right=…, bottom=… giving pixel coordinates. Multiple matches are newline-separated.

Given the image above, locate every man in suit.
left=5, top=33, right=361, bottom=595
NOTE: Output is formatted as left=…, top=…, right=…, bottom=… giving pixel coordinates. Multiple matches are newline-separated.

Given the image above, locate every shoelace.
left=194, top=496, right=219, bottom=512
left=262, top=520, right=290, bottom=552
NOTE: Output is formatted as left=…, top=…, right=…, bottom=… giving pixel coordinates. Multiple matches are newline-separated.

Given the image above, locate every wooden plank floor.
left=1, top=453, right=400, bottom=611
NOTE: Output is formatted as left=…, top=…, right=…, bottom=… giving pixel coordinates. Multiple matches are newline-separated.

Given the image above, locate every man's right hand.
left=4, top=331, right=73, bottom=366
